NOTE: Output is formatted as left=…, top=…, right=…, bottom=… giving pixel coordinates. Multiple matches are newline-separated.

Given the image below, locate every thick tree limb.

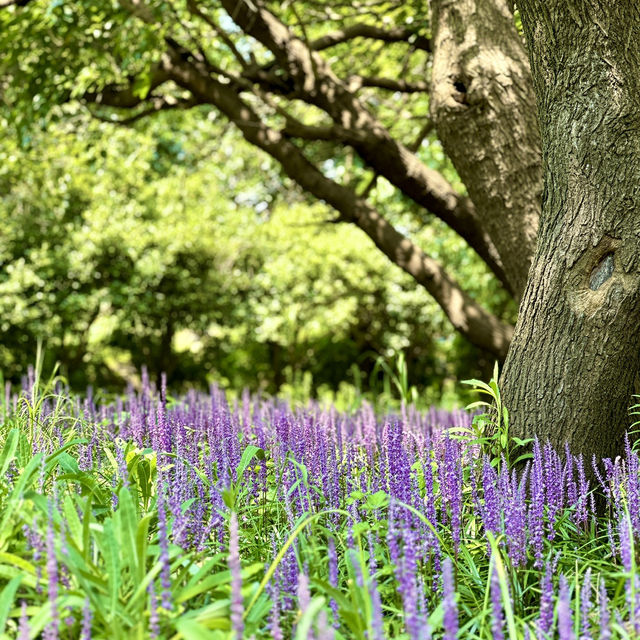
left=160, top=47, right=514, bottom=359
left=429, top=0, right=541, bottom=298
left=348, top=75, right=430, bottom=93
left=310, top=24, right=432, bottom=52
left=218, top=0, right=512, bottom=294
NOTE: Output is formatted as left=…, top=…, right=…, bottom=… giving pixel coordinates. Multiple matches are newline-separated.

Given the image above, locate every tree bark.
left=430, top=0, right=542, bottom=299
left=503, top=1, right=640, bottom=459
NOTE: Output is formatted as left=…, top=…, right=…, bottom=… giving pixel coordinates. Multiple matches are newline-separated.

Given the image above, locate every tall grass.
left=0, top=369, right=638, bottom=638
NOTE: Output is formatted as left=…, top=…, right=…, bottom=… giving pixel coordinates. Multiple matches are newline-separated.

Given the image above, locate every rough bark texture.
left=503, top=1, right=640, bottom=459
left=430, top=0, right=542, bottom=299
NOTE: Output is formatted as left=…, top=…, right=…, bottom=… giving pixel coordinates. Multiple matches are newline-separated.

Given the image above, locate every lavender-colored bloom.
left=482, top=458, right=501, bottom=542
left=43, top=510, right=59, bottom=640
left=297, top=569, right=311, bottom=616
left=268, top=571, right=283, bottom=640
left=529, top=439, right=545, bottom=568
left=490, top=565, right=504, bottom=640
left=501, top=464, right=528, bottom=568
left=579, top=568, right=592, bottom=640
left=538, top=557, right=556, bottom=637
left=557, top=575, right=573, bottom=640
left=442, top=557, right=458, bottom=640
left=228, top=512, right=244, bottom=640
left=618, top=510, right=633, bottom=573
left=156, top=488, right=172, bottom=611
left=367, top=534, right=386, bottom=640
left=441, top=436, right=463, bottom=553
left=625, top=434, right=640, bottom=536
left=316, top=609, right=333, bottom=640
left=80, top=598, right=92, bottom=640
left=148, top=582, right=160, bottom=639
left=18, top=601, right=29, bottom=640
left=599, top=579, right=611, bottom=640
left=328, top=536, right=339, bottom=624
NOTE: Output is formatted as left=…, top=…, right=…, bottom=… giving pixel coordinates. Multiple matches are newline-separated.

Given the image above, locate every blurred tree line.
left=0, top=105, right=515, bottom=401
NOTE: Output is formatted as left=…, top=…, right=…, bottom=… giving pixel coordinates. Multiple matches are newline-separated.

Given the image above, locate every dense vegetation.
left=1, top=368, right=639, bottom=639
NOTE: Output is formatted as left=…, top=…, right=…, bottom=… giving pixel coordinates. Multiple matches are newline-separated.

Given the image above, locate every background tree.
left=1, top=0, right=637, bottom=457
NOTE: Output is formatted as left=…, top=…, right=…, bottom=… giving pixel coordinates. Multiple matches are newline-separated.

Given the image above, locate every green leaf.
left=236, top=445, right=265, bottom=482
left=0, top=430, right=19, bottom=478
left=0, top=575, right=21, bottom=634
left=295, top=596, right=326, bottom=640
left=175, top=619, right=218, bottom=639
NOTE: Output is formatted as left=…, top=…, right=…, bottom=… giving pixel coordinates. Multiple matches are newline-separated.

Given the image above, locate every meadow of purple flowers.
left=0, top=368, right=639, bottom=638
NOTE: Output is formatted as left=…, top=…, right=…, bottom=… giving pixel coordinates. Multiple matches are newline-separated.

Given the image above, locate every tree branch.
left=310, top=23, right=432, bottom=52
left=348, top=75, right=430, bottom=93
left=218, top=0, right=512, bottom=294
left=83, top=65, right=170, bottom=109
left=86, top=95, right=201, bottom=125
left=161, top=47, right=514, bottom=358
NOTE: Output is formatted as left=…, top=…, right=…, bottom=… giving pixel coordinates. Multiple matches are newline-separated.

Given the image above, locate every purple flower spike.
left=579, top=568, right=592, bottom=640
left=157, top=489, right=172, bottom=611
left=18, top=601, right=29, bottom=640
left=228, top=512, right=244, bottom=640
left=297, top=569, right=311, bottom=616
left=80, top=597, right=92, bottom=640
left=557, top=574, right=573, bottom=640
left=538, top=556, right=556, bottom=637
left=43, top=508, right=59, bottom=640
left=148, top=583, right=160, bottom=639
left=442, top=557, right=458, bottom=640
left=490, top=565, right=504, bottom=640
left=599, top=578, right=611, bottom=640
left=328, top=537, right=339, bottom=625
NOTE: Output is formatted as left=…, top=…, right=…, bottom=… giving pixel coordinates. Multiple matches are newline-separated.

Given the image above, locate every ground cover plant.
left=1, top=367, right=640, bottom=639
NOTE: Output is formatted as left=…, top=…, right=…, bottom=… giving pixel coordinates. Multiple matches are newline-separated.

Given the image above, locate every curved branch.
left=348, top=75, right=430, bottom=93
left=86, top=95, right=202, bottom=125
left=162, top=49, right=514, bottom=359
left=219, top=0, right=512, bottom=294
left=310, top=23, right=432, bottom=52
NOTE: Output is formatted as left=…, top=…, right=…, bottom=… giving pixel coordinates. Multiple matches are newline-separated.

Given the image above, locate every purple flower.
left=367, top=534, right=386, bottom=640
left=538, top=556, right=557, bottom=636
left=442, top=557, right=458, bottom=640
left=599, top=578, right=611, bottom=640
left=267, top=569, right=283, bottom=640
left=618, top=510, right=633, bottom=573
left=316, top=609, right=333, bottom=639
left=18, top=601, right=29, bottom=640
left=43, top=510, right=59, bottom=640
left=297, top=569, right=311, bottom=614
left=579, top=568, right=592, bottom=640
left=490, top=565, right=504, bottom=640
left=148, top=583, right=160, bottom=639
left=80, top=598, right=92, bottom=640
left=156, top=487, right=172, bottom=611
left=440, top=436, right=462, bottom=553
left=482, top=458, right=500, bottom=543
left=328, top=536, right=339, bottom=625
left=557, top=574, right=573, bottom=640
left=228, top=512, right=244, bottom=640
left=529, top=439, right=545, bottom=568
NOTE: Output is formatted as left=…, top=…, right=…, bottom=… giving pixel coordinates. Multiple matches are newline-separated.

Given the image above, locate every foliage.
left=0, top=371, right=639, bottom=638
left=0, top=105, right=514, bottom=398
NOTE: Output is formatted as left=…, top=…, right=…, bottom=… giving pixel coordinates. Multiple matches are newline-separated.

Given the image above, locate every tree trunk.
left=430, top=0, right=542, bottom=299
left=503, top=1, right=640, bottom=460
